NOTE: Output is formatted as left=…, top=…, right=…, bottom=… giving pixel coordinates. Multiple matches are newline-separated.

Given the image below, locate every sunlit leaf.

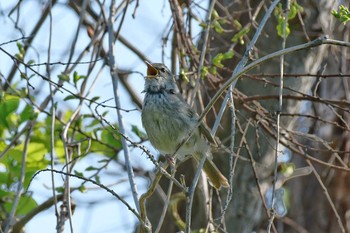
left=201, top=66, right=209, bottom=78
left=78, top=185, right=87, bottom=193
left=64, top=95, right=78, bottom=101
left=58, top=72, right=70, bottom=82
left=332, top=5, right=350, bottom=24
left=212, top=10, right=219, bottom=19
left=212, top=21, right=224, bottom=34
left=101, top=128, right=122, bottom=150
left=73, top=71, right=86, bottom=85
left=231, top=27, right=250, bottom=43
left=85, top=166, right=98, bottom=171
left=55, top=187, right=64, bottom=193
left=20, top=104, right=35, bottom=123
left=4, top=195, right=37, bottom=216
left=131, top=125, right=147, bottom=140
left=95, top=175, right=101, bottom=184
left=74, top=170, right=84, bottom=177
left=90, top=96, right=100, bottom=105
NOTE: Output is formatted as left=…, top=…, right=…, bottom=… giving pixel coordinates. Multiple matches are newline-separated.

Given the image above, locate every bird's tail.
left=193, top=153, right=229, bottom=189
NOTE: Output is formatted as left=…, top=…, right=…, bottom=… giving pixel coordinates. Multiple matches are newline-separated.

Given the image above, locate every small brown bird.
left=141, top=61, right=229, bottom=189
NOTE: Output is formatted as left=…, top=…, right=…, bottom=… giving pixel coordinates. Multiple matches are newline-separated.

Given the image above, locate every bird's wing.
left=199, top=121, right=217, bottom=146
left=175, top=92, right=218, bottom=146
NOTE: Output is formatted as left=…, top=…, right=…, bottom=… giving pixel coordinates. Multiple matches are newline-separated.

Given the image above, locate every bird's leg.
left=165, top=154, right=176, bottom=166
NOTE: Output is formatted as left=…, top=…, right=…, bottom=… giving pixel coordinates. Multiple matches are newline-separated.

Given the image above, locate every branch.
left=199, top=37, right=350, bottom=122
left=107, top=0, right=140, bottom=213
left=4, top=123, right=33, bottom=233
left=185, top=154, right=206, bottom=233
left=11, top=195, right=64, bottom=233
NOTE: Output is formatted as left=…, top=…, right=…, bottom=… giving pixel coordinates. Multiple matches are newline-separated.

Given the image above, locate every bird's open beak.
left=145, top=61, right=158, bottom=77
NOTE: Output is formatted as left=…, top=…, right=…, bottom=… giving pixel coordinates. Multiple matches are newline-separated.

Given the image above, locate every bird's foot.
left=165, top=154, right=176, bottom=166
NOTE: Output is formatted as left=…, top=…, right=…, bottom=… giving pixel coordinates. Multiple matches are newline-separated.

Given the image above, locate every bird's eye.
left=160, top=68, right=166, bottom=73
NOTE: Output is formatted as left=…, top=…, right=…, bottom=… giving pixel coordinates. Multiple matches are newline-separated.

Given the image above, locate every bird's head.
left=144, top=61, right=177, bottom=93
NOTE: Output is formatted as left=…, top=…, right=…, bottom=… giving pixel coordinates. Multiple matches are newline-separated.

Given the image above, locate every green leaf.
left=64, top=94, right=78, bottom=101
left=74, top=170, right=84, bottom=177
left=212, top=10, right=220, bottom=19
left=85, top=166, right=98, bottom=171
left=95, top=175, right=101, bottom=184
left=27, top=59, right=35, bottom=65
left=53, top=136, right=65, bottom=163
left=20, top=104, right=35, bottom=123
left=280, top=163, right=295, bottom=176
left=223, top=50, right=234, bottom=59
left=276, top=22, right=290, bottom=38
left=232, top=19, right=242, bottom=30
left=55, top=187, right=64, bottom=193
left=209, top=66, right=217, bottom=75
left=180, top=69, right=189, bottom=82
left=89, top=96, right=100, bottom=106
left=332, top=5, right=350, bottom=24
left=131, top=125, right=147, bottom=140
left=274, top=2, right=303, bottom=38
left=212, top=50, right=234, bottom=68
left=288, top=2, right=303, bottom=19
left=231, top=27, right=250, bottom=44
left=58, top=72, right=70, bottom=82
left=199, top=22, right=207, bottom=29
left=212, top=53, right=224, bottom=68
left=201, top=66, right=209, bottom=78
left=16, top=42, right=25, bottom=55
left=212, top=20, right=224, bottom=34
left=15, top=53, right=24, bottom=61
left=86, top=118, right=101, bottom=129
left=0, top=95, right=20, bottom=114
left=0, top=189, right=12, bottom=199
left=78, top=185, right=87, bottom=193
left=4, top=195, right=37, bottom=216
left=101, top=128, right=122, bottom=150
left=0, top=94, right=20, bottom=129
left=73, top=71, right=86, bottom=85
left=26, top=142, right=48, bottom=162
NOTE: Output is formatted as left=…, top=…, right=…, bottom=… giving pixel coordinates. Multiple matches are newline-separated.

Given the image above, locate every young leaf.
left=58, top=73, right=70, bottom=82
left=332, top=5, right=350, bottom=24
left=131, top=125, right=147, bottom=140
left=64, top=95, right=78, bottom=101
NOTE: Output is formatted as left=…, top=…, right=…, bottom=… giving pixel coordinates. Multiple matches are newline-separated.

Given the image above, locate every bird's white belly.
left=142, top=95, right=197, bottom=158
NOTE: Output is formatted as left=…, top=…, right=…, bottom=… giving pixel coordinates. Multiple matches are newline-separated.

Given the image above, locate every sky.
left=0, top=1, right=208, bottom=232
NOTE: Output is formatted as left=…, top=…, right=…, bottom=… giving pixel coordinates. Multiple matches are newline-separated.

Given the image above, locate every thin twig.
left=3, top=0, right=58, bottom=91
left=107, top=0, right=140, bottom=212
left=154, top=166, right=175, bottom=233
left=211, top=0, right=281, bottom=135
left=185, top=154, right=206, bottom=233
left=12, top=195, right=64, bottom=233
left=173, top=36, right=350, bottom=166
left=31, top=169, right=143, bottom=222
left=64, top=0, right=88, bottom=73
left=46, top=0, right=60, bottom=229
left=4, top=123, right=32, bottom=233
left=60, top=105, right=83, bottom=233
left=199, top=37, right=350, bottom=124
left=190, top=0, right=216, bottom=105
left=306, top=159, right=346, bottom=233
left=268, top=1, right=290, bottom=231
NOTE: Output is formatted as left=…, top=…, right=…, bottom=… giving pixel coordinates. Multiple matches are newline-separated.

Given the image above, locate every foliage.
left=274, top=1, right=303, bottom=37
left=332, top=5, right=350, bottom=24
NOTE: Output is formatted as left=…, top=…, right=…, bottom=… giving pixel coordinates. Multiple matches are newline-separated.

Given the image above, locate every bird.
left=141, top=61, right=229, bottom=189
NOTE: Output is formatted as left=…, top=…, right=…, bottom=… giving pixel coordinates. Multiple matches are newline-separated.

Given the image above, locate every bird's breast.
left=142, top=93, right=197, bottom=156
